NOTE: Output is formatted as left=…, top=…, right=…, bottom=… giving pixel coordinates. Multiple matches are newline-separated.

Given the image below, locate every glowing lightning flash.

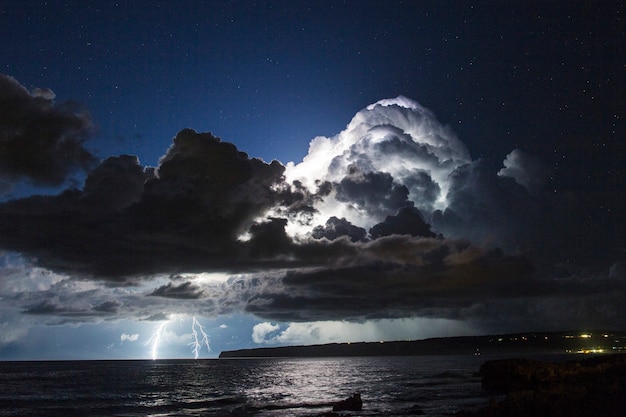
left=147, top=321, right=168, bottom=360
left=189, top=316, right=211, bottom=359
left=146, top=315, right=211, bottom=360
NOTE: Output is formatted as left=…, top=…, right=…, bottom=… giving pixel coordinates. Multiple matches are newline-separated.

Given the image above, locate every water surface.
left=0, top=355, right=517, bottom=416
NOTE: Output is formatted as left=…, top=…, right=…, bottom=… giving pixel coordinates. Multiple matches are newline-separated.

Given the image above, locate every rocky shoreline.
left=458, top=353, right=626, bottom=417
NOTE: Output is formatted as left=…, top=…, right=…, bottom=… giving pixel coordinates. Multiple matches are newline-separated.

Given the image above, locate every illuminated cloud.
left=498, top=148, right=548, bottom=191
left=251, top=318, right=478, bottom=345
left=120, top=333, right=139, bottom=342
left=285, top=96, right=471, bottom=235
left=252, top=322, right=280, bottom=344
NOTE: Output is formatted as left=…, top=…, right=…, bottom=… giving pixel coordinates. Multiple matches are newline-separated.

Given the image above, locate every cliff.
left=457, top=353, right=626, bottom=417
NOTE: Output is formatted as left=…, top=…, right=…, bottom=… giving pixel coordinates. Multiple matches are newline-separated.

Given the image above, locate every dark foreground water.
left=0, top=355, right=545, bottom=416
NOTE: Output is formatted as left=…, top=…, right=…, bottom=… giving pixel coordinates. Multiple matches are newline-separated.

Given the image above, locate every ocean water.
left=0, top=355, right=506, bottom=416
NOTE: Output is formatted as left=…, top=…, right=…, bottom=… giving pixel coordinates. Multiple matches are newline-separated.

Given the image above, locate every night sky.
left=0, top=1, right=624, bottom=359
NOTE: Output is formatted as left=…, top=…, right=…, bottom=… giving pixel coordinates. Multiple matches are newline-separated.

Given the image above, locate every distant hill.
left=219, top=331, right=626, bottom=358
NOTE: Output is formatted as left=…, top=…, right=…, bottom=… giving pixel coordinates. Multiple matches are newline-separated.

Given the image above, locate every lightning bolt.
left=147, top=321, right=168, bottom=360
left=189, top=316, right=211, bottom=359
left=145, top=315, right=210, bottom=359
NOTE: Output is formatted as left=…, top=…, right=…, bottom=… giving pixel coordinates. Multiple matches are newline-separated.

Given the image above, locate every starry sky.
left=0, top=0, right=624, bottom=359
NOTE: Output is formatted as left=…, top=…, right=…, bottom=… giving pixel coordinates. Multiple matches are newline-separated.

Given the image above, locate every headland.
left=219, top=330, right=626, bottom=358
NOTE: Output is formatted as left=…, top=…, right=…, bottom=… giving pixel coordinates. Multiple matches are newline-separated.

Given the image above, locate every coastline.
left=219, top=330, right=626, bottom=358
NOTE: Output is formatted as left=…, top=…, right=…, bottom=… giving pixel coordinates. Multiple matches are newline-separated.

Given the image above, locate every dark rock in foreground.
left=458, top=353, right=626, bottom=417
left=332, top=393, right=362, bottom=411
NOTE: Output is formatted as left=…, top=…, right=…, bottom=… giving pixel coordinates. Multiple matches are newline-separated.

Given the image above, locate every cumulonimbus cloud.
left=0, top=91, right=622, bottom=334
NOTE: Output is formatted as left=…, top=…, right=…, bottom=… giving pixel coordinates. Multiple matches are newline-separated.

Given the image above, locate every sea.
left=0, top=354, right=566, bottom=417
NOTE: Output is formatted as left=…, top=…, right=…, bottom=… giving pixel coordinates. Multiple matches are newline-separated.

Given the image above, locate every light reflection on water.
left=220, top=356, right=487, bottom=416
left=242, top=358, right=362, bottom=406
left=0, top=354, right=517, bottom=416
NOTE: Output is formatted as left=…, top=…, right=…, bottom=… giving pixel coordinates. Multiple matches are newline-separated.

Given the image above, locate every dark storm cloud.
left=244, top=240, right=535, bottom=322
left=148, top=281, right=204, bottom=299
left=429, top=157, right=606, bottom=265
left=134, top=128, right=287, bottom=246
left=335, top=167, right=410, bottom=218
left=459, top=265, right=626, bottom=332
left=312, top=216, right=367, bottom=242
left=0, top=74, right=97, bottom=188
left=23, top=298, right=118, bottom=319
left=310, top=206, right=435, bottom=243
left=82, top=155, right=151, bottom=211
left=93, top=300, right=122, bottom=313
left=369, top=206, right=435, bottom=239
left=240, top=244, right=626, bottom=328
left=431, top=159, right=547, bottom=254
left=244, top=218, right=295, bottom=259
left=23, top=300, right=67, bottom=315
left=0, top=129, right=293, bottom=279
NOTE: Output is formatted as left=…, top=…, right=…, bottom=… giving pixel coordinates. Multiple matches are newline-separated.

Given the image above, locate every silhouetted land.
left=457, top=353, right=626, bottom=416
left=219, top=331, right=626, bottom=358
